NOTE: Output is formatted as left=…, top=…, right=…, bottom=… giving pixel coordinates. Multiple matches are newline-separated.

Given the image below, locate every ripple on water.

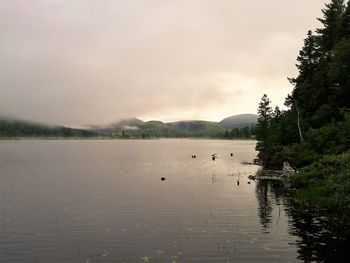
left=0, top=139, right=299, bottom=262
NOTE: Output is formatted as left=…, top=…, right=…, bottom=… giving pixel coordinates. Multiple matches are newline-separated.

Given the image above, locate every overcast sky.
left=0, top=0, right=327, bottom=126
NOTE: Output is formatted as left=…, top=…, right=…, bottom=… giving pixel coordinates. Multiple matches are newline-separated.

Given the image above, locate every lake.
left=0, top=139, right=300, bottom=262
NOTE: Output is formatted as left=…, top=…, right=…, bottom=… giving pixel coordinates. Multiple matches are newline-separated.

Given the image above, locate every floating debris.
left=161, top=177, right=166, bottom=181
left=255, top=169, right=284, bottom=180
left=248, top=175, right=256, bottom=181
left=282, top=161, right=297, bottom=177
left=101, top=251, right=109, bottom=257
left=241, top=158, right=262, bottom=165
left=141, top=256, right=151, bottom=263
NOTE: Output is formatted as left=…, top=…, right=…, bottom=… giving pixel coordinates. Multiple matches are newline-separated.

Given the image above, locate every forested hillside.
left=0, top=118, right=96, bottom=138
left=1, top=114, right=257, bottom=139
left=91, top=115, right=257, bottom=139
left=219, top=114, right=258, bottom=129
left=257, top=0, right=350, bottom=168
left=255, top=0, right=350, bottom=222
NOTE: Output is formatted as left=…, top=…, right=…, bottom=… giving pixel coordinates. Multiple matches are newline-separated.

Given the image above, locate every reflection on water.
left=255, top=177, right=350, bottom=263
left=1, top=139, right=300, bottom=262
left=255, top=179, right=287, bottom=233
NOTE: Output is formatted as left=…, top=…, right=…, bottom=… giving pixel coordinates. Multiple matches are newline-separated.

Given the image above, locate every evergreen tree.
left=316, top=0, right=345, bottom=53
left=339, top=1, right=350, bottom=39
left=289, top=31, right=319, bottom=87
left=255, top=94, right=273, bottom=152
left=328, top=38, right=350, bottom=108
left=224, top=129, right=230, bottom=138
left=255, top=0, right=350, bottom=171
left=287, top=30, right=321, bottom=121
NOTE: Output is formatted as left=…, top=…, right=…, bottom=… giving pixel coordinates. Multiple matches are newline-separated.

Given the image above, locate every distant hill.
left=98, top=118, right=189, bottom=138
left=111, top=118, right=145, bottom=128
left=92, top=114, right=257, bottom=138
left=1, top=114, right=257, bottom=139
left=169, top=120, right=226, bottom=137
left=219, top=114, right=258, bottom=129
left=0, top=117, right=97, bottom=138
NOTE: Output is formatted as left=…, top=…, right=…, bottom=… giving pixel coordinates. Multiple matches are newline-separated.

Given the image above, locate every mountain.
left=219, top=114, right=258, bottom=129
left=93, top=114, right=257, bottom=138
left=1, top=114, right=257, bottom=139
left=111, top=118, right=145, bottom=128
left=169, top=120, right=226, bottom=137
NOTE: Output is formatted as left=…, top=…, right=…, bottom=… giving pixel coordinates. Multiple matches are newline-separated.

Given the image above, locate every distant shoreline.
left=0, top=137, right=256, bottom=141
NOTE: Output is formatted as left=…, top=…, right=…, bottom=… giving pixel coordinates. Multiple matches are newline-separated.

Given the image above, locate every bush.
left=292, top=152, right=350, bottom=212
left=282, top=142, right=320, bottom=168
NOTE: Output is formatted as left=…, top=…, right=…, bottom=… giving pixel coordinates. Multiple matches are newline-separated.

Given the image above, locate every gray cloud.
left=0, top=0, right=326, bottom=126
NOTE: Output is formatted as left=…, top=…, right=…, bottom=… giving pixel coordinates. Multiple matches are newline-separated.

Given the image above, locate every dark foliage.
left=256, top=0, right=350, bottom=216
left=257, top=0, right=350, bottom=169
left=0, top=118, right=96, bottom=138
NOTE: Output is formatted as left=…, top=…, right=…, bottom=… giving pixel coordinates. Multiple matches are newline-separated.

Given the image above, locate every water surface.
left=0, top=139, right=299, bottom=262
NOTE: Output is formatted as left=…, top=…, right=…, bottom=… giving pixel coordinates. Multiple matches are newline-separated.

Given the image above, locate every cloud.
left=0, top=0, right=326, bottom=125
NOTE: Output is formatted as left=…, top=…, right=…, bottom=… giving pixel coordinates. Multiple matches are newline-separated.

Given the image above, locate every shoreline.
left=0, top=137, right=256, bottom=141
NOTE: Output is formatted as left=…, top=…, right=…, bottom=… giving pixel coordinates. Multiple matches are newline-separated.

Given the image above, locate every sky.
left=0, top=0, right=327, bottom=126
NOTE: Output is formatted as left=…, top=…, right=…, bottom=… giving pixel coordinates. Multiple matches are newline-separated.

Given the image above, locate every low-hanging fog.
left=0, top=0, right=326, bottom=126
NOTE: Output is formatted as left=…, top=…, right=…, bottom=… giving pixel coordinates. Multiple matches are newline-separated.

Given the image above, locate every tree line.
left=0, top=119, right=96, bottom=138
left=223, top=125, right=255, bottom=139
left=255, top=0, right=350, bottom=237
left=256, top=0, right=350, bottom=168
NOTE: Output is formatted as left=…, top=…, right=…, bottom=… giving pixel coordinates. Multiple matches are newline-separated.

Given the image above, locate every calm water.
left=0, top=139, right=299, bottom=262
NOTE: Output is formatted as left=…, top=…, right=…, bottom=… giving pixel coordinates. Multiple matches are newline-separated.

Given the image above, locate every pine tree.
left=339, top=1, right=350, bottom=39
left=273, top=106, right=282, bottom=119
left=255, top=94, right=273, bottom=151
left=255, top=0, right=350, bottom=169
left=257, top=94, right=273, bottom=121
left=316, top=0, right=345, bottom=53
left=329, top=39, right=350, bottom=108
left=289, top=31, right=319, bottom=87
left=286, top=31, right=320, bottom=125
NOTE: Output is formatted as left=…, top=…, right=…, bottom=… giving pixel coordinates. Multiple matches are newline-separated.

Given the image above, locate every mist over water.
left=0, top=139, right=302, bottom=262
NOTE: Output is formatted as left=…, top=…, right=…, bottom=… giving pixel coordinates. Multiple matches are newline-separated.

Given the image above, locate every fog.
left=0, top=0, right=326, bottom=126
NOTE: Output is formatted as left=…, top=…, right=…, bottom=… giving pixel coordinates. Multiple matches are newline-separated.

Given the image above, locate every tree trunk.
left=296, top=102, right=304, bottom=142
